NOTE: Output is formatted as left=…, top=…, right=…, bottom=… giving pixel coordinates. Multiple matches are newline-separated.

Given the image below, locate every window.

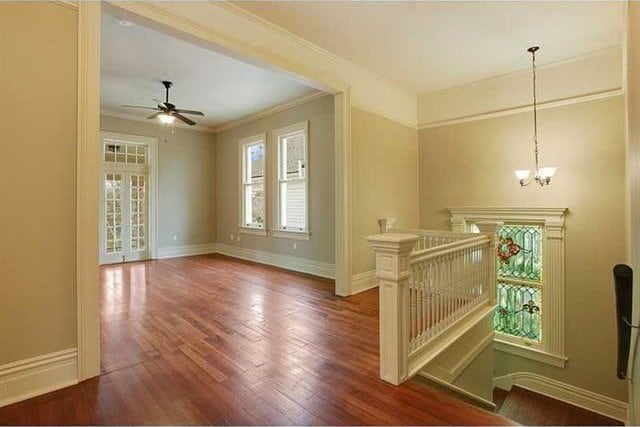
left=240, top=135, right=266, bottom=230
left=275, top=121, right=309, bottom=233
left=104, top=142, right=147, bottom=165
left=450, top=207, right=567, bottom=368
left=493, top=224, right=543, bottom=342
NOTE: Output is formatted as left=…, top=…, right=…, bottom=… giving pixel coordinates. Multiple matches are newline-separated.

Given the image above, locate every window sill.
left=270, top=229, right=311, bottom=240
left=239, top=226, right=267, bottom=236
left=494, top=338, right=567, bottom=368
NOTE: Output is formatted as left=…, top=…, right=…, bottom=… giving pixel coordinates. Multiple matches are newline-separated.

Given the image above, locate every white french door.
left=100, top=170, right=150, bottom=264
left=99, top=132, right=156, bottom=264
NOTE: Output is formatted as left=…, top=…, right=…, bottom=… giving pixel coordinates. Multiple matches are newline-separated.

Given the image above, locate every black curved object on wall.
left=614, top=263, right=634, bottom=380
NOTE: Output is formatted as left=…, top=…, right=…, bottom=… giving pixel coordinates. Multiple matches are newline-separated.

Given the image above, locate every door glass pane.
left=130, top=174, right=147, bottom=251
left=104, top=173, right=123, bottom=254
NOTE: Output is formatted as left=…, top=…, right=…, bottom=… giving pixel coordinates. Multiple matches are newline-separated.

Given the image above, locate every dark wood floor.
left=494, top=386, right=623, bottom=426
left=0, top=255, right=512, bottom=425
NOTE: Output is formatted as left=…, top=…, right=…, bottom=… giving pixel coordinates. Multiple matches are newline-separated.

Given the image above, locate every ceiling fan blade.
left=122, top=105, right=160, bottom=111
left=173, top=113, right=196, bottom=126
left=147, top=112, right=161, bottom=120
left=174, top=109, right=204, bottom=116
left=153, top=98, right=169, bottom=110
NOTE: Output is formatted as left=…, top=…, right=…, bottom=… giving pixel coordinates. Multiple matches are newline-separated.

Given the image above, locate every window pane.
left=494, top=282, right=542, bottom=342
left=280, top=131, right=305, bottom=181
left=246, top=143, right=264, bottom=184
left=244, top=183, right=265, bottom=227
left=497, top=224, right=542, bottom=281
left=280, top=180, right=306, bottom=230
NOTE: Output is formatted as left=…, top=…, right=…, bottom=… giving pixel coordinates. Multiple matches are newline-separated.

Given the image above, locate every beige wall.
left=215, top=94, right=335, bottom=263
left=418, top=96, right=627, bottom=401
left=100, top=116, right=217, bottom=249
left=351, top=107, right=419, bottom=275
left=627, top=1, right=640, bottom=421
left=0, top=2, right=78, bottom=364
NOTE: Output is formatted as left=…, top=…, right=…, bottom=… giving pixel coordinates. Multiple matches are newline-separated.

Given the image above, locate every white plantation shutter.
left=276, top=122, right=309, bottom=232
left=280, top=180, right=306, bottom=229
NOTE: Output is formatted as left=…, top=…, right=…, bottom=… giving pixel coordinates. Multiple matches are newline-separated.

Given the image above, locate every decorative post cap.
left=367, top=233, right=419, bottom=253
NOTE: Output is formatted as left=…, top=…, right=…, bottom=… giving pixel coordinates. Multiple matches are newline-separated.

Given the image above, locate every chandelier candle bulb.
left=538, top=167, right=557, bottom=179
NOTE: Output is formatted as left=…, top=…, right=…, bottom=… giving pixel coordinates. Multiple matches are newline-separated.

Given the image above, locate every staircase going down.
left=493, top=386, right=623, bottom=426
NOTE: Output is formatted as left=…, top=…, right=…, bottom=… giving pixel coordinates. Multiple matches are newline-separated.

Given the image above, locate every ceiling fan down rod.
left=162, top=80, right=172, bottom=105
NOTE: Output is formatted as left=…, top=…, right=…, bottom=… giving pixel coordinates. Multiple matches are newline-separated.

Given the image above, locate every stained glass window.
left=490, top=224, right=543, bottom=342
left=497, top=225, right=542, bottom=281
left=494, top=282, right=542, bottom=341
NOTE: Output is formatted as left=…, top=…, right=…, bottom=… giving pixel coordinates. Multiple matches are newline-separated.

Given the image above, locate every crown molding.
left=213, top=90, right=328, bottom=133
left=418, top=88, right=623, bottom=130
left=418, top=45, right=622, bottom=129
left=421, top=45, right=622, bottom=99
left=100, top=109, right=216, bottom=133
left=351, top=100, right=419, bottom=130
left=216, top=1, right=415, bottom=98
left=51, top=0, right=78, bottom=11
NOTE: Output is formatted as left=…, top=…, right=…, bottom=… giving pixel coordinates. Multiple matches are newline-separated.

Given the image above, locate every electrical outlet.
left=172, top=234, right=177, bottom=243
left=293, top=243, right=297, bottom=250
left=236, top=235, right=241, bottom=242
left=229, top=233, right=234, bottom=241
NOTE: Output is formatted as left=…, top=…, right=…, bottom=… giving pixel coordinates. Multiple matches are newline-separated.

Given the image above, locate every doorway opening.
left=99, top=132, right=158, bottom=264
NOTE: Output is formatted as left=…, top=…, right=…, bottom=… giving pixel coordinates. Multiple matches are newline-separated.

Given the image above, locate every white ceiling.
left=234, top=1, right=625, bottom=94
left=101, top=12, right=319, bottom=129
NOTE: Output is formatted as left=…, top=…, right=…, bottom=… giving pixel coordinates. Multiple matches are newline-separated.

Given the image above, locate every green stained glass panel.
left=497, top=225, right=542, bottom=281
left=493, top=282, right=542, bottom=341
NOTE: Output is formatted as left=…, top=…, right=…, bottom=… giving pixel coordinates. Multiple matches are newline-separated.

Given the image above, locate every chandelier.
left=514, top=46, right=556, bottom=187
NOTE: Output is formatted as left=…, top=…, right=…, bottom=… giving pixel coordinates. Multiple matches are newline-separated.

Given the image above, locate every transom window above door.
left=104, top=142, right=147, bottom=165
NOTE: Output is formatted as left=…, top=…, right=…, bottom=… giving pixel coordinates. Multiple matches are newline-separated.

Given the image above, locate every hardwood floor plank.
left=0, top=255, right=513, bottom=425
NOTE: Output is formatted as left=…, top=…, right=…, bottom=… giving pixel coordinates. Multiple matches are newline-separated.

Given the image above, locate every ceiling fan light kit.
left=122, top=80, right=205, bottom=127
left=514, top=46, right=557, bottom=187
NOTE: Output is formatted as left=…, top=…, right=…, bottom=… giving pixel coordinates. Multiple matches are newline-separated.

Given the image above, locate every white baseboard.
left=493, top=371, right=627, bottom=422
left=215, top=243, right=335, bottom=279
left=156, top=243, right=217, bottom=259
left=351, top=270, right=377, bottom=294
left=0, top=349, right=78, bottom=408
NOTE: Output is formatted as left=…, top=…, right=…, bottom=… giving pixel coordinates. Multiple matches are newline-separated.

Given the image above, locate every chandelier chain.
left=532, top=48, right=539, bottom=172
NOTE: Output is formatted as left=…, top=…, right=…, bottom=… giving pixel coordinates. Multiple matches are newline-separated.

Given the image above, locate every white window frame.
left=239, top=133, right=267, bottom=235
left=272, top=121, right=310, bottom=240
left=449, top=206, right=568, bottom=368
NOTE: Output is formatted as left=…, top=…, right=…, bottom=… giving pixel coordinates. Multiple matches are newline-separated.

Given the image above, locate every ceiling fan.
left=122, top=80, right=204, bottom=126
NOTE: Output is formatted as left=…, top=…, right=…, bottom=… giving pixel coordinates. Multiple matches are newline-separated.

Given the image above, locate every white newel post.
left=475, top=221, right=503, bottom=305
left=366, top=233, right=419, bottom=385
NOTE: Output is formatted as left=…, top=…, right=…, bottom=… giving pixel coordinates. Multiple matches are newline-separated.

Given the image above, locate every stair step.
left=493, top=386, right=622, bottom=426
left=414, top=375, right=496, bottom=412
